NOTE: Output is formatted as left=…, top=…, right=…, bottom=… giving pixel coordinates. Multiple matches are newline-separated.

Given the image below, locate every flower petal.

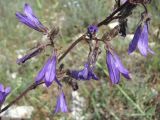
left=45, top=55, right=56, bottom=87
left=24, top=3, right=33, bottom=16
left=78, top=64, right=89, bottom=79
left=24, top=3, right=42, bottom=28
left=113, top=52, right=131, bottom=79
left=54, top=91, right=68, bottom=113
left=106, top=51, right=120, bottom=84
left=35, top=58, right=51, bottom=84
left=16, top=12, right=42, bottom=32
left=69, top=70, right=80, bottom=80
left=16, top=3, right=47, bottom=33
left=0, top=92, right=5, bottom=104
left=128, top=25, right=142, bottom=54
left=5, top=87, right=11, bottom=96
left=0, top=84, right=4, bottom=92
left=137, top=23, right=148, bottom=56
left=88, top=70, right=99, bottom=80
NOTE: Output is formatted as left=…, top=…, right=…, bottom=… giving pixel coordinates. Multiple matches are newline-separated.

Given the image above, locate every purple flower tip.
left=70, top=63, right=99, bottom=80
left=16, top=3, right=48, bottom=33
left=128, top=22, right=154, bottom=56
left=88, top=25, right=98, bottom=34
left=106, top=50, right=131, bottom=84
left=0, top=84, right=11, bottom=105
left=35, top=54, right=62, bottom=87
left=54, top=91, right=68, bottom=113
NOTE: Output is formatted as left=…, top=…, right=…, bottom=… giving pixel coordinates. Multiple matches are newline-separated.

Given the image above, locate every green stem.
left=116, top=85, right=145, bottom=115
left=97, top=62, right=145, bottom=115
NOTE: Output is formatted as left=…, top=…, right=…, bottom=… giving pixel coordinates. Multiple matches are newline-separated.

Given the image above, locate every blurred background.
left=0, top=0, right=160, bottom=119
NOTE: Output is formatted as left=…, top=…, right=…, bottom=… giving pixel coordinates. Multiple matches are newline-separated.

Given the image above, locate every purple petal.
left=54, top=91, right=68, bottom=113
left=88, top=70, right=99, bottom=80
left=113, top=52, right=131, bottom=79
left=69, top=70, right=80, bottom=80
left=24, top=3, right=33, bottom=16
left=35, top=58, right=51, bottom=84
left=78, top=64, right=89, bottom=79
left=54, top=93, right=60, bottom=113
left=16, top=12, right=42, bottom=32
left=5, top=87, right=11, bottom=96
left=106, top=51, right=120, bottom=84
left=70, top=63, right=98, bottom=80
left=128, top=25, right=142, bottom=54
left=0, top=84, right=4, bottom=92
left=0, top=92, right=5, bottom=104
left=16, top=12, right=34, bottom=28
left=23, top=3, right=43, bottom=29
left=16, top=3, right=47, bottom=33
left=121, top=73, right=131, bottom=79
left=138, top=23, right=155, bottom=56
left=88, top=25, right=98, bottom=34
left=137, top=23, right=148, bottom=56
left=45, top=55, right=56, bottom=87
left=0, top=85, right=11, bottom=104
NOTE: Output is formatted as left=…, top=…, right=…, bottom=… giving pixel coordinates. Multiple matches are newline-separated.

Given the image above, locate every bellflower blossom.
left=128, top=22, right=154, bottom=56
left=0, top=84, right=11, bottom=105
left=106, top=50, right=131, bottom=84
left=88, top=25, right=98, bottom=34
left=16, top=3, right=48, bottom=33
left=54, top=91, right=68, bottom=113
left=87, top=25, right=98, bottom=39
left=17, top=47, right=43, bottom=64
left=35, top=53, right=62, bottom=87
left=69, top=63, right=99, bottom=80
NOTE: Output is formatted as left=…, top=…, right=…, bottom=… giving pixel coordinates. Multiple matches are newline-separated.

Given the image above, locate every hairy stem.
left=58, top=35, right=85, bottom=62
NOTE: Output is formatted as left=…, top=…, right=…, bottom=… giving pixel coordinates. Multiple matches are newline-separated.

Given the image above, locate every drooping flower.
left=128, top=22, right=154, bottom=56
left=35, top=53, right=62, bottom=87
left=69, top=63, right=99, bottom=80
left=17, top=47, right=43, bottom=64
left=106, top=50, right=131, bottom=84
left=0, top=84, right=11, bottom=105
left=16, top=3, right=48, bottom=33
left=54, top=91, right=68, bottom=113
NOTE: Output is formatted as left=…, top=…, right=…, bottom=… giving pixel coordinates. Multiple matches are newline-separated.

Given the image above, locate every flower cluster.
left=16, top=3, right=68, bottom=113
left=12, top=1, right=155, bottom=115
